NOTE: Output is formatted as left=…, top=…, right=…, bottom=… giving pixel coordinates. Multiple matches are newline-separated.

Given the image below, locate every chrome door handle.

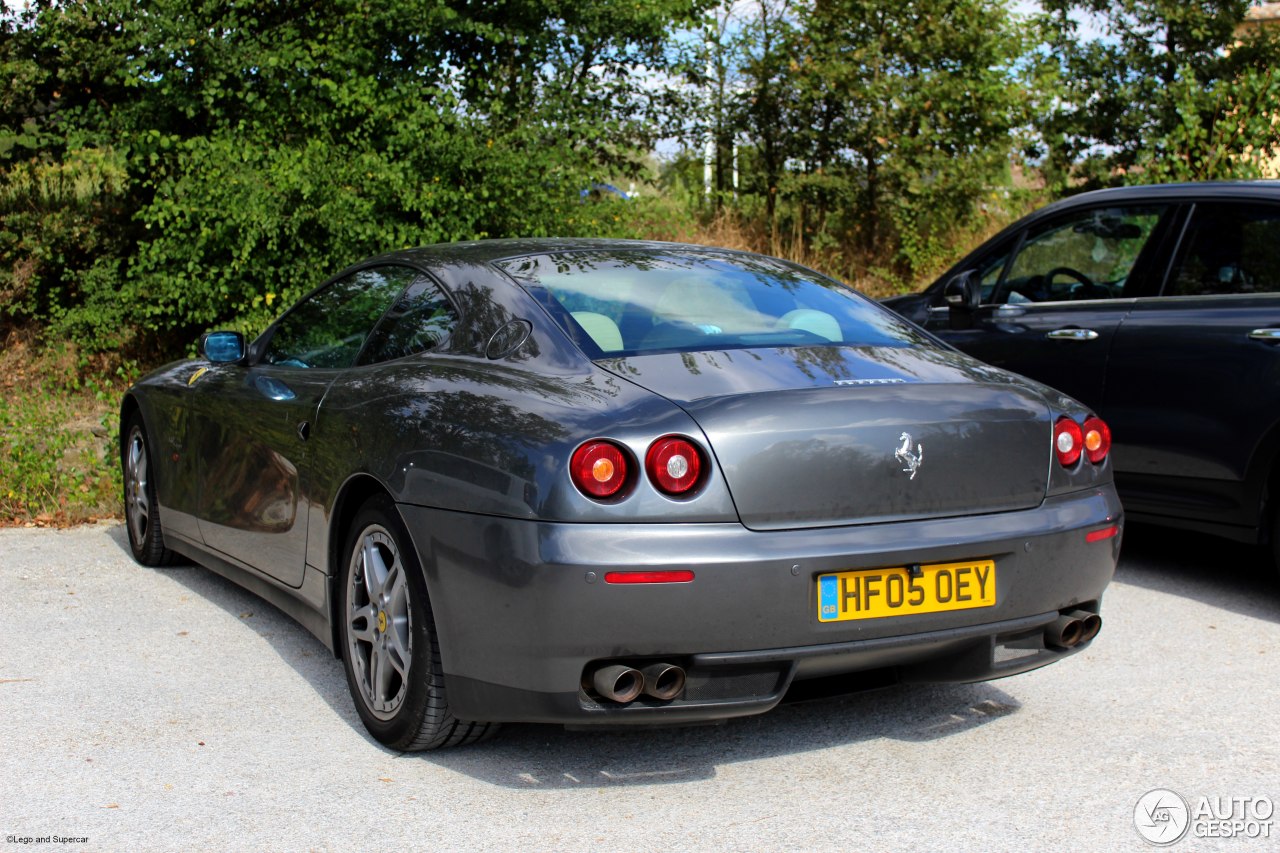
left=1248, top=328, right=1280, bottom=342
left=1046, top=328, right=1100, bottom=341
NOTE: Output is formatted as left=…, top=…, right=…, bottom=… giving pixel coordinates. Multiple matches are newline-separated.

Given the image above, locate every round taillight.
left=1054, top=417, right=1083, bottom=467
left=1083, top=416, right=1111, bottom=464
left=645, top=435, right=705, bottom=496
left=570, top=440, right=630, bottom=499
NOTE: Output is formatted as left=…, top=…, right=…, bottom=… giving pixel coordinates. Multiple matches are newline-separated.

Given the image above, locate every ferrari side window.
left=264, top=267, right=416, bottom=369
left=992, top=205, right=1167, bottom=304
left=1166, top=203, right=1280, bottom=296
left=359, top=276, right=459, bottom=364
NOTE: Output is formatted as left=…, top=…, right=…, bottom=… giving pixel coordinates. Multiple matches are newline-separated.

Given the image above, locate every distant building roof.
left=1237, top=1, right=1280, bottom=37
left=1247, top=1, right=1280, bottom=23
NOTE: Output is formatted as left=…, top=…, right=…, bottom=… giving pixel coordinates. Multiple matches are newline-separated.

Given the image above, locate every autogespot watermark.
left=1134, top=788, right=1274, bottom=845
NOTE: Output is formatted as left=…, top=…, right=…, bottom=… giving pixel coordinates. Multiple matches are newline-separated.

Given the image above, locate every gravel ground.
left=1, top=521, right=1277, bottom=852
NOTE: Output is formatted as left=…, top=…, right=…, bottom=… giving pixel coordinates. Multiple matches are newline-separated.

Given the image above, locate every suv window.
left=263, top=266, right=417, bottom=369
left=1166, top=203, right=1280, bottom=296
left=359, top=275, right=459, bottom=364
left=984, top=205, right=1166, bottom=305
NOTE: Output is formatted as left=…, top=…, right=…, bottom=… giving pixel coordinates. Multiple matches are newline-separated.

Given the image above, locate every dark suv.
left=884, top=182, right=1280, bottom=561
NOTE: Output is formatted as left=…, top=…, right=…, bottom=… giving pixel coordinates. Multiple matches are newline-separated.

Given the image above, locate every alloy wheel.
left=346, top=525, right=412, bottom=720
left=125, top=426, right=151, bottom=547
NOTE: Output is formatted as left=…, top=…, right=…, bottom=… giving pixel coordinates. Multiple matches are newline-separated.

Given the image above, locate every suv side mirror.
left=942, top=271, right=980, bottom=330
left=199, top=331, right=246, bottom=364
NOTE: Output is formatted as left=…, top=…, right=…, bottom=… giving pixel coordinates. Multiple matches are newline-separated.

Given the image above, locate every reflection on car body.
left=121, top=239, right=1120, bottom=750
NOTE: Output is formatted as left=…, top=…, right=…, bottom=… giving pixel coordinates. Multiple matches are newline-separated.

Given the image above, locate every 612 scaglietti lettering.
left=120, top=239, right=1121, bottom=750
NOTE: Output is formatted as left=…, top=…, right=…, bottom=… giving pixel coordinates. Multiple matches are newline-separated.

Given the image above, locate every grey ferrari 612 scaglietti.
left=120, top=239, right=1121, bottom=750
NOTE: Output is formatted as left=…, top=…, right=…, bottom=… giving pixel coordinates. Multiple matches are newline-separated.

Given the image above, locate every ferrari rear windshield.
left=497, top=250, right=928, bottom=357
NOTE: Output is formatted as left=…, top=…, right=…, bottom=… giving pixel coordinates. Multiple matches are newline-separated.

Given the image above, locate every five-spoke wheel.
left=122, top=416, right=172, bottom=566
left=345, top=524, right=413, bottom=719
left=337, top=496, right=496, bottom=750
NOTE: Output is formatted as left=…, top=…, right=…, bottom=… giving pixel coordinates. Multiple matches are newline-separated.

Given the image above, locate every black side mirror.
left=199, top=331, right=246, bottom=364
left=942, top=271, right=980, bottom=330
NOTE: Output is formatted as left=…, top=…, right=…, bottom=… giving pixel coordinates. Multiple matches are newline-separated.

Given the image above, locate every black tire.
left=122, top=415, right=175, bottom=566
left=338, top=495, right=498, bottom=750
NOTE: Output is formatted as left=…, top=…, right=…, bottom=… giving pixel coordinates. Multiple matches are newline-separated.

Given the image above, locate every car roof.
left=1028, top=180, right=1280, bottom=216
left=358, top=238, right=756, bottom=269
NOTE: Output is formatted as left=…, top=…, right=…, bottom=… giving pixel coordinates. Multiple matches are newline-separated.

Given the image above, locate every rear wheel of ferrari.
left=338, top=496, right=497, bottom=750
left=122, top=416, right=174, bottom=566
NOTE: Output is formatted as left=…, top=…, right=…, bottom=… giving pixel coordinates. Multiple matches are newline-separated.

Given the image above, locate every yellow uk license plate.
left=816, top=560, right=996, bottom=623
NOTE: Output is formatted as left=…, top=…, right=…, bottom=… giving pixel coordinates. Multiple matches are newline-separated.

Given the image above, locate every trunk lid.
left=599, top=346, right=1051, bottom=530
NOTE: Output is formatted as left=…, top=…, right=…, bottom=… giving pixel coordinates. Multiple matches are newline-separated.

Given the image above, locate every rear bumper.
left=399, top=486, right=1121, bottom=724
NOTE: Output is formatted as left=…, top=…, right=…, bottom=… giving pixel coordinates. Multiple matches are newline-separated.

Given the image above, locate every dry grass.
left=636, top=189, right=1044, bottom=300
left=638, top=207, right=971, bottom=299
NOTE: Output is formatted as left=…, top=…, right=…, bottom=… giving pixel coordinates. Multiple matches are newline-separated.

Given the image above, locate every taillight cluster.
left=1054, top=415, right=1111, bottom=467
left=570, top=435, right=706, bottom=500
left=570, top=441, right=631, bottom=498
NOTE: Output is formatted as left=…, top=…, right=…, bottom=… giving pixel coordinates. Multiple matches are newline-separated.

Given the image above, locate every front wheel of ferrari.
left=338, top=496, right=497, bottom=750
left=122, top=415, right=174, bottom=566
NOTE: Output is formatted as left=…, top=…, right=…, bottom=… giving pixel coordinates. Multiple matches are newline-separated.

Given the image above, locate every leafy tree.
left=1037, top=0, right=1280, bottom=187
left=733, top=0, right=1029, bottom=278
left=0, top=0, right=708, bottom=355
left=675, top=3, right=752, bottom=208
left=742, top=0, right=801, bottom=235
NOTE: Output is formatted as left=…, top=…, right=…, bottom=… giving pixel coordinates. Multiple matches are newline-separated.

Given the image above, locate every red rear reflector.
left=1086, top=525, right=1119, bottom=543
left=604, top=570, right=695, bottom=584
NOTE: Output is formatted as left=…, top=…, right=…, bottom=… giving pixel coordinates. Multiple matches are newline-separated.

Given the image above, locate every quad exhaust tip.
left=1075, top=610, right=1102, bottom=644
left=591, top=664, right=644, bottom=703
left=1045, top=609, right=1102, bottom=650
left=640, top=663, right=687, bottom=701
left=588, top=662, right=687, bottom=704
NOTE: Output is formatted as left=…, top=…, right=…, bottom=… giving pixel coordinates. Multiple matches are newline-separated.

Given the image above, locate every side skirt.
left=165, top=532, right=336, bottom=654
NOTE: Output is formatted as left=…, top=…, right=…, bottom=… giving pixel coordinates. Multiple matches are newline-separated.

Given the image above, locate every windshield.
left=497, top=250, right=928, bottom=357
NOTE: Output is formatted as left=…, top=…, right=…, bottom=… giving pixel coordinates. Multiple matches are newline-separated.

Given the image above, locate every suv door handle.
left=1248, top=328, right=1280, bottom=342
left=1046, top=328, right=1100, bottom=341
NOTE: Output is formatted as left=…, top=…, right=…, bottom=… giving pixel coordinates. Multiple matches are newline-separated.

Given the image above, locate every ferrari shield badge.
left=895, top=432, right=923, bottom=480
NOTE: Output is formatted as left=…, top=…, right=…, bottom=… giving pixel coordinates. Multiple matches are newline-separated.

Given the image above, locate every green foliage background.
left=0, top=0, right=708, bottom=356
left=1036, top=0, right=1280, bottom=188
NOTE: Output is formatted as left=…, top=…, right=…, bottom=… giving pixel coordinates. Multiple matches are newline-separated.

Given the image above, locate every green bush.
left=0, top=344, right=127, bottom=524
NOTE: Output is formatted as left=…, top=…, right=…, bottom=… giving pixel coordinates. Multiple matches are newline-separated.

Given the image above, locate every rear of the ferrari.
left=408, top=503, right=1120, bottom=725
left=398, top=246, right=1122, bottom=726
